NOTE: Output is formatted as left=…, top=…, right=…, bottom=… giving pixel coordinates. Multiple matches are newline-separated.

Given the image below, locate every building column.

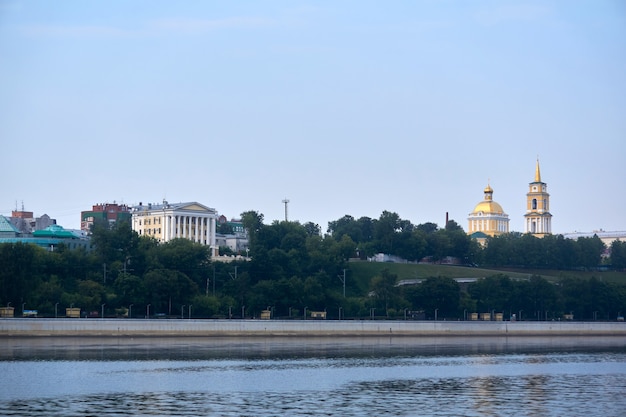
left=195, top=216, right=200, bottom=243
left=210, top=217, right=216, bottom=256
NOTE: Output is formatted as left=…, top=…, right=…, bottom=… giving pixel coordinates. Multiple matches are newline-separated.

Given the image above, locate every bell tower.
left=524, top=158, right=552, bottom=236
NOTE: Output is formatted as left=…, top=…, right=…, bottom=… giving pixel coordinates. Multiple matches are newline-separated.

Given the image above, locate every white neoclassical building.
left=131, top=201, right=219, bottom=256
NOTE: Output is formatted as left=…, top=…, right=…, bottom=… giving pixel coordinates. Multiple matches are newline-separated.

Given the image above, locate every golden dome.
left=471, top=183, right=505, bottom=214
left=472, top=200, right=505, bottom=214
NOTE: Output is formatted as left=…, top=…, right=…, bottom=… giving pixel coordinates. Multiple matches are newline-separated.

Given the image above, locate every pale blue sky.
left=1, top=1, right=625, bottom=234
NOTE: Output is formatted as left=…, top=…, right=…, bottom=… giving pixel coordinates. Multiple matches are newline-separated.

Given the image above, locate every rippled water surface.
left=2, top=336, right=625, bottom=416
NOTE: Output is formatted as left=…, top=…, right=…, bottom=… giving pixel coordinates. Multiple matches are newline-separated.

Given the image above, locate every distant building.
left=524, top=159, right=552, bottom=236
left=467, top=183, right=510, bottom=244
left=216, top=215, right=249, bottom=254
left=0, top=216, right=91, bottom=251
left=81, top=203, right=131, bottom=233
left=562, top=230, right=626, bottom=247
left=9, top=208, right=56, bottom=234
left=131, top=201, right=219, bottom=256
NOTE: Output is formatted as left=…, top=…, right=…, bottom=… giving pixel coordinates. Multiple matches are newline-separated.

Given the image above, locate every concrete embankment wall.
left=2, top=318, right=626, bottom=337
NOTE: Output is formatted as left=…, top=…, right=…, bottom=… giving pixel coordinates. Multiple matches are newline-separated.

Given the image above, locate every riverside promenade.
left=2, top=318, right=626, bottom=337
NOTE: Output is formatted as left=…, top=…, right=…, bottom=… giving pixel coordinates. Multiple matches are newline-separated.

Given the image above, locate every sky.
left=1, top=1, right=625, bottom=234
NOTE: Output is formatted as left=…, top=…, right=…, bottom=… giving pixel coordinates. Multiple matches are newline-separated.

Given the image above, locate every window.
left=532, top=199, right=537, bottom=210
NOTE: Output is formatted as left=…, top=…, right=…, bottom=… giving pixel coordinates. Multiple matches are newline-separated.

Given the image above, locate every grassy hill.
left=344, top=260, right=626, bottom=295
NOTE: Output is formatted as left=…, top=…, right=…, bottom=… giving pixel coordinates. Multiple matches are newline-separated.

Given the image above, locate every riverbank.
left=2, top=318, right=626, bottom=337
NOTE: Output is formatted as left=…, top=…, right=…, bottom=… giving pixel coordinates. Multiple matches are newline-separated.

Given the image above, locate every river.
left=1, top=336, right=625, bottom=416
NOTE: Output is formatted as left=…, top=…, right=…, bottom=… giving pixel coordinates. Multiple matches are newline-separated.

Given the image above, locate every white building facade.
left=524, top=160, right=552, bottom=236
left=132, top=201, right=219, bottom=256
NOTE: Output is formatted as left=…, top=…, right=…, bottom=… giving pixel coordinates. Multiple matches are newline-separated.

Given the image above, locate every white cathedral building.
left=468, top=159, right=552, bottom=243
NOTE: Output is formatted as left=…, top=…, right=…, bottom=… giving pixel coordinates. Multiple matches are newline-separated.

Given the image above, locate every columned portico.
left=132, top=201, right=219, bottom=256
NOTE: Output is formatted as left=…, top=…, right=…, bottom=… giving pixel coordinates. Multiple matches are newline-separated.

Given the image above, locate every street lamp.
left=181, top=305, right=185, bottom=319
left=129, top=304, right=133, bottom=319
left=188, top=305, right=192, bottom=319
left=463, top=309, right=467, bottom=321
left=435, top=308, right=438, bottom=321
left=55, top=302, right=59, bottom=318
left=519, top=310, right=523, bottom=321
left=147, top=304, right=151, bottom=319
left=101, top=303, right=105, bottom=319
left=304, top=306, right=308, bottom=320
left=22, top=303, right=26, bottom=316
left=338, top=306, right=342, bottom=320
left=241, top=305, right=245, bottom=319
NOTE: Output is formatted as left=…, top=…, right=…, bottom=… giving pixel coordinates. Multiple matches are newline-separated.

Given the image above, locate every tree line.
left=1, top=211, right=624, bottom=320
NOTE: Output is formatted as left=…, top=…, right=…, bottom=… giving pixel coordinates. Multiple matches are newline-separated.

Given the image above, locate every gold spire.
left=535, top=158, right=541, bottom=183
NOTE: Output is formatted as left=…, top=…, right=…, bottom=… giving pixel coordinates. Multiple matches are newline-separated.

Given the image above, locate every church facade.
left=468, top=159, right=552, bottom=242
left=524, top=159, right=552, bottom=236
left=467, top=184, right=510, bottom=244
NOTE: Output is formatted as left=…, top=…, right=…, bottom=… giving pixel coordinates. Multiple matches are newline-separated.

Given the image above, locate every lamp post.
left=188, top=305, right=192, bottom=319
left=463, top=309, right=467, bottom=321
left=181, top=305, right=185, bottom=319
left=338, top=307, right=342, bottom=320
left=519, top=310, right=523, bottom=321
left=304, top=306, right=308, bottom=320
left=101, top=303, right=105, bottom=319
left=147, top=304, right=151, bottom=319
left=129, top=304, right=133, bottom=319
left=22, top=303, right=26, bottom=316
left=55, top=302, right=59, bottom=318
left=241, top=305, right=245, bottom=319
left=435, top=308, right=438, bottom=321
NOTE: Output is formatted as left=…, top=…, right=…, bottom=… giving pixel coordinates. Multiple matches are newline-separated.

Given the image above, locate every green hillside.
left=345, top=261, right=626, bottom=295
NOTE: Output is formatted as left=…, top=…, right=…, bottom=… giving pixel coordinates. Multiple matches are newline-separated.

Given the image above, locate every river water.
left=1, top=336, right=625, bottom=416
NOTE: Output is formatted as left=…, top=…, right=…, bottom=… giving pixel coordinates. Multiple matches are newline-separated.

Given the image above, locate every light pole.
left=181, top=305, right=185, bottom=319
left=129, top=304, right=133, bottom=319
left=404, top=308, right=408, bottom=320
left=519, top=310, right=523, bottom=321
left=435, top=308, right=438, bottom=321
left=55, top=302, right=59, bottom=318
left=338, top=307, right=342, bottom=320
left=338, top=269, right=346, bottom=297
left=22, top=303, right=26, bottom=316
left=101, top=303, right=105, bottom=319
left=463, top=309, right=467, bottom=321
left=188, top=305, right=192, bottom=319
left=241, top=305, right=245, bottom=319
left=147, top=304, right=151, bottom=319
left=304, top=307, right=308, bottom=320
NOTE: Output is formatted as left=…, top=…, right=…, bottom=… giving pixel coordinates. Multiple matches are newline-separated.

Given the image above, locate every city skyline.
left=1, top=1, right=624, bottom=234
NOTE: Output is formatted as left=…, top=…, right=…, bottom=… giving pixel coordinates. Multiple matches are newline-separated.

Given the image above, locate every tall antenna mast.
left=282, top=198, right=289, bottom=222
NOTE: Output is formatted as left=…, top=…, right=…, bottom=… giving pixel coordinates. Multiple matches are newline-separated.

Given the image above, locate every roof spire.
left=535, top=157, right=541, bottom=183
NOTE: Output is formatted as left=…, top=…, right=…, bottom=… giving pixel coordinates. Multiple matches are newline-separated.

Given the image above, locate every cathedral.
left=467, top=159, right=551, bottom=243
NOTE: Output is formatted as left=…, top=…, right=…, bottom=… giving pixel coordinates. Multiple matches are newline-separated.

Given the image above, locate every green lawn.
left=345, top=260, right=626, bottom=294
